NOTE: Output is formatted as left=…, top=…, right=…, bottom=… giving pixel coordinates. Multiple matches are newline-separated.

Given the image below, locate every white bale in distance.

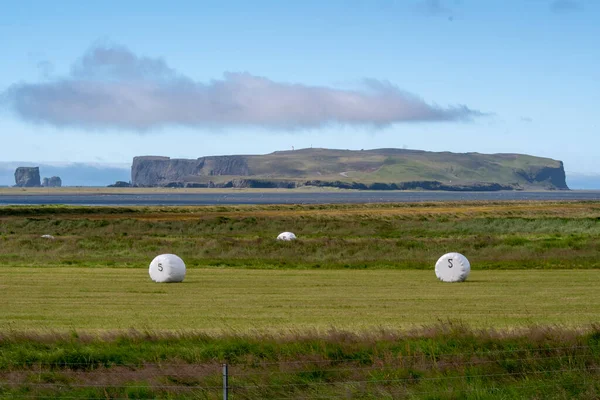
left=149, top=254, right=186, bottom=283
left=435, top=252, right=470, bottom=282
left=277, top=232, right=297, bottom=241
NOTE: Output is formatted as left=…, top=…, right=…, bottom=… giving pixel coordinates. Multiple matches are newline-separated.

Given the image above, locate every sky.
left=0, top=0, right=598, bottom=176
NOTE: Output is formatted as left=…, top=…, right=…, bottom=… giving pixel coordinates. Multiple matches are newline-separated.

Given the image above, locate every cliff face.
left=14, top=167, right=41, bottom=187
left=131, top=157, right=199, bottom=187
left=202, top=156, right=250, bottom=176
left=130, top=149, right=569, bottom=190
left=132, top=156, right=250, bottom=187
left=514, top=162, right=568, bottom=190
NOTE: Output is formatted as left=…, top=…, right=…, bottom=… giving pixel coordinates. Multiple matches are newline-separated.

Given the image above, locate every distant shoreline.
left=0, top=186, right=580, bottom=196
left=0, top=186, right=362, bottom=195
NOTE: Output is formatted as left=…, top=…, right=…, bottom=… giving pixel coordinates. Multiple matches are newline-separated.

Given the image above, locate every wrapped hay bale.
left=435, top=252, right=470, bottom=282
left=277, top=232, right=297, bottom=241
left=149, top=254, right=186, bottom=283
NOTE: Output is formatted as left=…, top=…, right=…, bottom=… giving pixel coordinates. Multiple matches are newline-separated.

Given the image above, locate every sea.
left=1, top=190, right=600, bottom=206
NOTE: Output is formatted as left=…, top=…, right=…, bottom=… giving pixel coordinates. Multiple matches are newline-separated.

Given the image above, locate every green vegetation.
left=2, top=268, right=600, bottom=331
left=244, top=148, right=566, bottom=188
left=1, top=325, right=600, bottom=399
left=2, top=201, right=600, bottom=398
left=1, top=201, right=599, bottom=332
left=133, top=148, right=567, bottom=188
left=0, top=201, right=599, bottom=270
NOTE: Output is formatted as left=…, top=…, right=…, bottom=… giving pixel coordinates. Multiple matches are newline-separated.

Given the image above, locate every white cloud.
left=1, top=43, right=485, bottom=131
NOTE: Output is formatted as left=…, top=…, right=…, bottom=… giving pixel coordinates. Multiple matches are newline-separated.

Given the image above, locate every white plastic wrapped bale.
left=435, top=252, right=470, bottom=282
left=149, top=254, right=186, bottom=283
left=277, top=232, right=297, bottom=241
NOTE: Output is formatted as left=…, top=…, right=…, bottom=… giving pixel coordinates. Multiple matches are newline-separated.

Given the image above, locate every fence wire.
left=1, top=348, right=599, bottom=399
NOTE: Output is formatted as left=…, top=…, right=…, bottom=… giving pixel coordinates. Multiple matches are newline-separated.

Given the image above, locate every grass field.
left=1, top=200, right=600, bottom=331
left=1, top=268, right=600, bottom=332
left=1, top=201, right=600, bottom=270
left=2, top=201, right=600, bottom=398
left=1, top=325, right=600, bottom=399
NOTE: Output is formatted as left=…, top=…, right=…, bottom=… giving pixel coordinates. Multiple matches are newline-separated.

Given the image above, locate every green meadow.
left=1, top=201, right=600, bottom=398
left=1, top=201, right=600, bottom=270
left=1, top=268, right=600, bottom=331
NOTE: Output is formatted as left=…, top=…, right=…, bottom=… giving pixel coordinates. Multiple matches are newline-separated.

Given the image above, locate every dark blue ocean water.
left=1, top=191, right=600, bottom=206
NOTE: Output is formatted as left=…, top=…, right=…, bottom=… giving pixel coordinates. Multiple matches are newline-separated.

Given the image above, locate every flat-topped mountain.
left=131, top=148, right=568, bottom=190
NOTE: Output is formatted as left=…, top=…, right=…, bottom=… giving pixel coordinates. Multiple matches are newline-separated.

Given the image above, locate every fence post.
left=223, top=363, right=229, bottom=400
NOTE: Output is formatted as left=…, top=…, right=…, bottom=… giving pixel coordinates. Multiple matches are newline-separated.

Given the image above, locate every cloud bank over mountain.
left=1, top=44, right=485, bottom=131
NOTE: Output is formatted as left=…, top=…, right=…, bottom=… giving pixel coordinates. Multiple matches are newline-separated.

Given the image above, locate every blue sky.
left=0, top=0, right=598, bottom=175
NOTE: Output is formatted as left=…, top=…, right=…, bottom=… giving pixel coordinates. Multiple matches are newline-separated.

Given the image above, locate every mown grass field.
left=1, top=201, right=600, bottom=398
left=1, top=268, right=600, bottom=332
